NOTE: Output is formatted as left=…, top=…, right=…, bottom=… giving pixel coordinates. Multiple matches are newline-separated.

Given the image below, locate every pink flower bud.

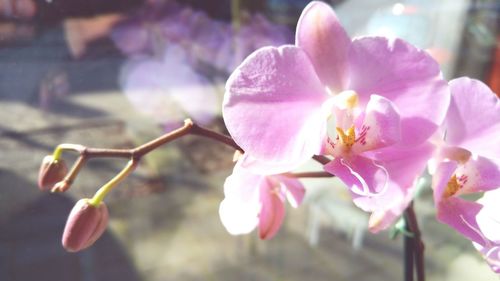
left=62, top=199, right=109, bottom=252
left=38, top=155, right=68, bottom=191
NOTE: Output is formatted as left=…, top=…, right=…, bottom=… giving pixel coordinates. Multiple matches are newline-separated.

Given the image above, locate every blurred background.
left=0, top=0, right=498, bottom=280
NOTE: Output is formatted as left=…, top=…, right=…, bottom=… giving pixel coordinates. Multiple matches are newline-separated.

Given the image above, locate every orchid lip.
left=460, top=214, right=489, bottom=246
left=340, top=158, right=389, bottom=197
left=443, top=169, right=472, bottom=199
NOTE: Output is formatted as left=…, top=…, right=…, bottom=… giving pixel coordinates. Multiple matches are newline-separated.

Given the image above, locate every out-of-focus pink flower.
left=223, top=1, right=449, bottom=231
left=112, top=2, right=291, bottom=74
left=111, top=1, right=181, bottom=56
left=111, top=18, right=153, bottom=56
left=219, top=154, right=305, bottom=240
left=114, top=3, right=291, bottom=127
left=62, top=199, right=109, bottom=252
left=431, top=77, right=500, bottom=272
left=120, top=46, right=219, bottom=126
left=215, top=13, right=293, bottom=73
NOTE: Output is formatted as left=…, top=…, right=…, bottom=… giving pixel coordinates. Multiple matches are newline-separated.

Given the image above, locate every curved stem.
left=89, top=160, right=137, bottom=206
left=53, top=144, right=85, bottom=160
left=190, top=123, right=242, bottom=152
left=133, top=119, right=194, bottom=157
left=64, top=155, right=86, bottom=185
left=49, top=119, right=335, bottom=201
left=54, top=119, right=242, bottom=160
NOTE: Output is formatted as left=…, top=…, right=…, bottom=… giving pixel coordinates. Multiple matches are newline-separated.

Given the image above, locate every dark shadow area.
left=0, top=171, right=141, bottom=281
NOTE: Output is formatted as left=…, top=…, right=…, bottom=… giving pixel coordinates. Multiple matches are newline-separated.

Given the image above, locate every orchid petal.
left=296, top=1, right=351, bottom=92
left=259, top=179, right=285, bottom=240
left=433, top=145, right=471, bottom=164
left=437, top=196, right=485, bottom=245
left=324, top=155, right=389, bottom=209
left=219, top=166, right=261, bottom=235
left=473, top=243, right=500, bottom=274
left=224, top=46, right=328, bottom=171
left=473, top=190, right=500, bottom=273
left=365, top=142, right=435, bottom=232
left=432, top=161, right=458, bottom=205
left=476, top=189, right=500, bottom=243
left=456, top=156, right=500, bottom=194
left=445, top=77, right=500, bottom=158
left=275, top=175, right=306, bottom=208
left=348, top=37, right=450, bottom=146
left=353, top=94, right=401, bottom=153
left=368, top=209, right=401, bottom=234
left=239, top=153, right=300, bottom=176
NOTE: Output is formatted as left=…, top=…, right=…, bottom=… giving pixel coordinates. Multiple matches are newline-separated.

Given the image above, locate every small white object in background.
left=304, top=177, right=368, bottom=251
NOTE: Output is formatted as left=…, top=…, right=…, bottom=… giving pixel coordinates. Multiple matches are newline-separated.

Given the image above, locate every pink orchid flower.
left=431, top=77, right=500, bottom=272
left=223, top=1, right=449, bottom=230
left=219, top=154, right=305, bottom=239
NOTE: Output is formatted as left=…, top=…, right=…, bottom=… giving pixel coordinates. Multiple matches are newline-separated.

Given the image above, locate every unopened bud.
left=62, top=199, right=109, bottom=252
left=38, top=155, right=68, bottom=191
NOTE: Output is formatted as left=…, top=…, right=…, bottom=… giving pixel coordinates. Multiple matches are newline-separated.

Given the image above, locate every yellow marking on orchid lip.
left=336, top=126, right=356, bottom=147
left=444, top=175, right=461, bottom=198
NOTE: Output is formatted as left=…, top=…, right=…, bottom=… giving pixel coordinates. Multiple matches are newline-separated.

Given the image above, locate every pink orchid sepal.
left=219, top=154, right=305, bottom=239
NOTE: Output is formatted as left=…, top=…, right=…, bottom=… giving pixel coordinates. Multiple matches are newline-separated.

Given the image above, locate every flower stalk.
left=88, top=159, right=137, bottom=207
left=403, top=202, right=425, bottom=281
left=48, top=118, right=330, bottom=203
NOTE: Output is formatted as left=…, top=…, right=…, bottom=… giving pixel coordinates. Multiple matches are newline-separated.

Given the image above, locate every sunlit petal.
left=259, top=180, right=285, bottom=240
left=348, top=37, right=450, bottom=146
left=224, top=45, right=328, bottom=171
left=296, top=1, right=351, bottom=92
left=445, top=77, right=500, bottom=158
left=353, top=94, right=401, bottom=153
left=437, top=197, right=486, bottom=245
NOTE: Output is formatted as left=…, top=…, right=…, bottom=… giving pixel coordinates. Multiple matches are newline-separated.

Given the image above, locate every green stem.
left=89, top=160, right=137, bottom=206
left=231, top=0, right=241, bottom=31
left=52, top=143, right=85, bottom=160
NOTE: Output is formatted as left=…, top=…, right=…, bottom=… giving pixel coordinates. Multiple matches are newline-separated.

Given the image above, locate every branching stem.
left=53, top=119, right=332, bottom=203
